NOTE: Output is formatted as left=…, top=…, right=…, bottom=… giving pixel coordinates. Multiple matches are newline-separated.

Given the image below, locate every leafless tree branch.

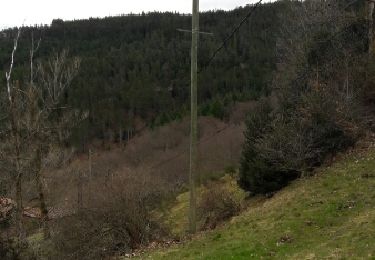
left=5, top=28, right=21, bottom=103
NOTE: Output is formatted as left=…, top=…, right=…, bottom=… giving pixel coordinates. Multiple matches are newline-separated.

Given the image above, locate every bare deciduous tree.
left=4, top=28, right=25, bottom=241
left=28, top=49, right=81, bottom=238
left=3, top=28, right=81, bottom=240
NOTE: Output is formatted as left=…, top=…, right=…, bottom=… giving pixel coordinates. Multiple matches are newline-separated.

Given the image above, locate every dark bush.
left=0, top=238, right=16, bottom=260
left=0, top=238, right=39, bottom=260
left=238, top=100, right=295, bottom=194
left=239, top=1, right=370, bottom=195
left=200, top=98, right=227, bottom=120
left=239, top=93, right=356, bottom=195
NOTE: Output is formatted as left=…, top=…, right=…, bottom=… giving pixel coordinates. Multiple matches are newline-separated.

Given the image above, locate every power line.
left=152, top=0, right=264, bottom=176
left=198, top=0, right=263, bottom=74
left=182, top=0, right=360, bottom=177
left=154, top=0, right=361, bottom=172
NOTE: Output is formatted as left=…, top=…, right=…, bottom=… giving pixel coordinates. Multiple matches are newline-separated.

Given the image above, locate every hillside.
left=0, top=2, right=286, bottom=148
left=1, top=1, right=375, bottom=259
left=146, top=144, right=375, bottom=259
left=9, top=102, right=252, bottom=227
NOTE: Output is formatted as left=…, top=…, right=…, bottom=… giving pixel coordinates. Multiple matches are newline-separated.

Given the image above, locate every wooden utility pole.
left=189, top=0, right=199, bottom=234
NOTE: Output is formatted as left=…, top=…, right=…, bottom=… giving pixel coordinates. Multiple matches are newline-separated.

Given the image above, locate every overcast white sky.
left=0, top=0, right=265, bottom=29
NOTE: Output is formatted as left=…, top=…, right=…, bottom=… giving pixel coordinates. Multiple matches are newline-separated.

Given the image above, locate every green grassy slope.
left=147, top=149, right=375, bottom=259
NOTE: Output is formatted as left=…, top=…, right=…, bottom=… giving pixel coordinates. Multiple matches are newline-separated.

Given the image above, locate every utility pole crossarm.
left=177, top=28, right=213, bottom=36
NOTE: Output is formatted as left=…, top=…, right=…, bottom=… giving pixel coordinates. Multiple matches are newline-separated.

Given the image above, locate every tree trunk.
left=35, top=146, right=50, bottom=239
left=15, top=172, right=24, bottom=241
left=119, top=126, right=123, bottom=146
left=88, top=149, right=92, bottom=205
left=369, top=0, right=375, bottom=54
left=77, top=171, right=83, bottom=212
left=10, top=97, right=25, bottom=241
left=13, top=124, right=23, bottom=241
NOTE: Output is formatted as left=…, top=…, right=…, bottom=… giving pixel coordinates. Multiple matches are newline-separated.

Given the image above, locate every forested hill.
left=0, top=2, right=285, bottom=147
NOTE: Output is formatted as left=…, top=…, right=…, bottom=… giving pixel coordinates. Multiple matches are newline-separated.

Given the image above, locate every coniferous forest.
left=0, top=3, right=282, bottom=149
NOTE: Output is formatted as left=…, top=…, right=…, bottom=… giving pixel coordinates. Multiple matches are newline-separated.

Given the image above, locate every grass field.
left=146, top=148, right=375, bottom=259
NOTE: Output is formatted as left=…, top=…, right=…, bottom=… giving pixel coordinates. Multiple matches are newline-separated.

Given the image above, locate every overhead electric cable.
left=198, top=0, right=263, bottom=74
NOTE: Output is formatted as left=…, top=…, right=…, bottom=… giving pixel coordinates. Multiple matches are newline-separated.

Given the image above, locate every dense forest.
left=0, top=2, right=284, bottom=149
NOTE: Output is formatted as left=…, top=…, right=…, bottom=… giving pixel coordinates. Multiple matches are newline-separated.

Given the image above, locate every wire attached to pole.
left=198, top=0, right=263, bottom=74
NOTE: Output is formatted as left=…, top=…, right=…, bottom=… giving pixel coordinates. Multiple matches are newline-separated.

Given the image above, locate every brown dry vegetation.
left=0, top=101, right=254, bottom=258
left=36, top=101, right=252, bottom=213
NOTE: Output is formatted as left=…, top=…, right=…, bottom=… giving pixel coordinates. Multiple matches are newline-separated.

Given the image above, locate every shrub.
left=198, top=175, right=247, bottom=230
left=238, top=101, right=294, bottom=194
left=52, top=199, right=164, bottom=259
left=239, top=2, right=369, bottom=195
left=239, top=90, right=356, bottom=195
left=0, top=238, right=16, bottom=260
left=224, top=165, right=236, bottom=175
left=0, top=237, right=40, bottom=260
left=199, top=98, right=228, bottom=120
left=51, top=174, right=167, bottom=259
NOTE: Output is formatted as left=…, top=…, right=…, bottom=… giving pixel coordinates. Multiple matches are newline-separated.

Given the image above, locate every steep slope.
left=147, top=147, right=375, bottom=259
left=0, top=2, right=288, bottom=145
left=25, top=102, right=254, bottom=213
